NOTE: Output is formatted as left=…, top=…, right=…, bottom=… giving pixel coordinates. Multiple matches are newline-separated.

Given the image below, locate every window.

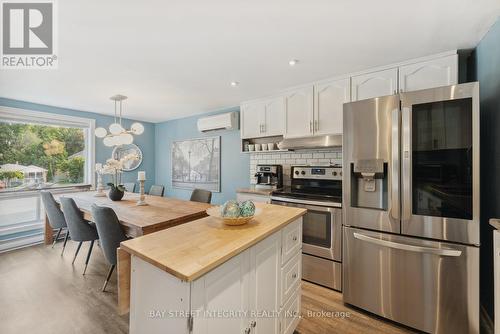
left=0, top=106, right=95, bottom=252
left=0, top=107, right=95, bottom=190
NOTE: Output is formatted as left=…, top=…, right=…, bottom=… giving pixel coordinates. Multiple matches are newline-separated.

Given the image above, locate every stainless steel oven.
left=271, top=165, right=343, bottom=290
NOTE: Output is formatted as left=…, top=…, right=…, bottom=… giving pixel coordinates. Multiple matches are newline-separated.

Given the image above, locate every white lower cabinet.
left=130, top=218, right=303, bottom=334
left=281, top=253, right=301, bottom=307
left=281, top=287, right=301, bottom=334
left=191, top=252, right=251, bottom=334
left=249, top=232, right=282, bottom=334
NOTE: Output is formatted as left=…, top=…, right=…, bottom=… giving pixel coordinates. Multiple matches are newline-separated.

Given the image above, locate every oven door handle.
left=270, top=196, right=341, bottom=210
left=353, top=232, right=462, bottom=257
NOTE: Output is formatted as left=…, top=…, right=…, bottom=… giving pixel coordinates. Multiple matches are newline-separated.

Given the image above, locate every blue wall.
left=475, top=18, right=500, bottom=321
left=155, top=108, right=250, bottom=204
left=0, top=98, right=156, bottom=191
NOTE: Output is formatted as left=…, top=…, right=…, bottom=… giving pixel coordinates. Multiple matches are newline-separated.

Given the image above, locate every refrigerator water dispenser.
left=350, top=159, right=387, bottom=210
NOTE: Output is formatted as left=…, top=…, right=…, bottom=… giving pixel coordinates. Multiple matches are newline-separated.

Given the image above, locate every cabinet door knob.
left=251, top=320, right=257, bottom=328
left=292, top=273, right=297, bottom=279
left=292, top=235, right=297, bottom=241
left=244, top=328, right=251, bottom=334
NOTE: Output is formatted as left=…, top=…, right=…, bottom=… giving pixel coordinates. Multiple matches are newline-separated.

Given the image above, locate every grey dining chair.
left=60, top=197, right=99, bottom=275
left=190, top=188, right=212, bottom=204
left=123, top=182, right=136, bottom=193
left=148, top=185, right=164, bottom=197
left=91, top=204, right=129, bottom=292
left=40, top=191, right=70, bottom=255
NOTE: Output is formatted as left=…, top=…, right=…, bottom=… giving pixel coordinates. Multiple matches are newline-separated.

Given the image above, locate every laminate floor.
left=0, top=241, right=414, bottom=334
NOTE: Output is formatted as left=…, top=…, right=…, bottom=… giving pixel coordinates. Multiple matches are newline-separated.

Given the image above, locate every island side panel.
left=117, top=248, right=131, bottom=315
left=130, top=255, right=191, bottom=334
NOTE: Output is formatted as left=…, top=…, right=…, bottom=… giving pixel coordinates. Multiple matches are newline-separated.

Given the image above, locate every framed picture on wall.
left=171, top=136, right=220, bottom=192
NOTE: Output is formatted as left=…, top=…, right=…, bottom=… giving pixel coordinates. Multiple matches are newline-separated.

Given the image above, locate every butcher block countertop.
left=236, top=186, right=275, bottom=196
left=120, top=203, right=306, bottom=282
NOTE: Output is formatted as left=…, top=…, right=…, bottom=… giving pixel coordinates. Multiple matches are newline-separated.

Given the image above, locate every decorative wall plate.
left=112, top=143, right=143, bottom=171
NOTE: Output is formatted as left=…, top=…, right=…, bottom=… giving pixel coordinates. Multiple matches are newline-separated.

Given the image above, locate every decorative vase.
left=108, top=185, right=125, bottom=201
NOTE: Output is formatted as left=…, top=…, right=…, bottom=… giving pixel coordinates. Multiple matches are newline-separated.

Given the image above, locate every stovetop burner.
left=271, top=165, right=343, bottom=204
left=272, top=186, right=342, bottom=203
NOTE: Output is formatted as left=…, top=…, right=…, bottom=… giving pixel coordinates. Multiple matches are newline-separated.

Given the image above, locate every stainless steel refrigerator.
left=342, top=82, right=479, bottom=334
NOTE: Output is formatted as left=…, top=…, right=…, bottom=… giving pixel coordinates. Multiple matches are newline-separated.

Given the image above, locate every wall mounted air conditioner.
left=197, top=111, right=239, bottom=132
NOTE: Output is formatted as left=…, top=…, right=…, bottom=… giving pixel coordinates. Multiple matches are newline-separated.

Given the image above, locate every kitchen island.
left=120, top=203, right=306, bottom=334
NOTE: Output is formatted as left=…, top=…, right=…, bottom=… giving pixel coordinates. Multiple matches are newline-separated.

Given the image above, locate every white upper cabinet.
left=241, top=101, right=265, bottom=139
left=284, top=86, right=314, bottom=138
left=314, top=78, right=350, bottom=135
left=399, top=54, right=458, bottom=92
left=241, top=97, right=284, bottom=139
left=351, top=68, right=399, bottom=101
left=241, top=52, right=459, bottom=138
left=264, top=97, right=285, bottom=137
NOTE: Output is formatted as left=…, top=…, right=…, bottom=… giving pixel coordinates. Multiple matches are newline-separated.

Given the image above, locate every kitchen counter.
left=120, top=203, right=306, bottom=281
left=236, top=186, right=276, bottom=196
left=490, top=218, right=500, bottom=230
left=123, top=203, right=306, bottom=334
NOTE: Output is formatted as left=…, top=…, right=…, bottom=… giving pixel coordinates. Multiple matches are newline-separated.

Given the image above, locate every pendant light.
left=95, top=95, right=144, bottom=147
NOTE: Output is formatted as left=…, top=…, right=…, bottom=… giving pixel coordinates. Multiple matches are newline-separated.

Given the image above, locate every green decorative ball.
left=221, top=200, right=241, bottom=218
left=239, top=200, right=256, bottom=217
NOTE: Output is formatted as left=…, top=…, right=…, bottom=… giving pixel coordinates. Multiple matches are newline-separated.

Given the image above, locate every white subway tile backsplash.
left=248, top=148, right=343, bottom=186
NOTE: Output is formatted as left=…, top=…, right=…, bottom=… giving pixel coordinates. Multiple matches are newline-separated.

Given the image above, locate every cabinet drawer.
left=280, top=286, right=301, bottom=334
left=281, top=252, right=301, bottom=306
left=281, top=219, right=302, bottom=265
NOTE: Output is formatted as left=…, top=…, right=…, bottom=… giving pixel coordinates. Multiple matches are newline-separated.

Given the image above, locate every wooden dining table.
left=45, top=190, right=212, bottom=245
left=45, top=190, right=212, bottom=314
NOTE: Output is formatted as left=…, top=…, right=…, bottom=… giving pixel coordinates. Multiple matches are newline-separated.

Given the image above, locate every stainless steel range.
left=271, top=165, right=342, bottom=291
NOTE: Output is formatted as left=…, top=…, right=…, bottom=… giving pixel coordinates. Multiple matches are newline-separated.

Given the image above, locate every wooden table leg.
left=44, top=214, right=53, bottom=245
left=117, top=247, right=131, bottom=315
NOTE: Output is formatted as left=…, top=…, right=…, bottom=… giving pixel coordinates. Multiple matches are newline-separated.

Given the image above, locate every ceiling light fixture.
left=230, top=81, right=239, bottom=87
left=288, top=59, right=299, bottom=66
left=95, top=95, right=144, bottom=147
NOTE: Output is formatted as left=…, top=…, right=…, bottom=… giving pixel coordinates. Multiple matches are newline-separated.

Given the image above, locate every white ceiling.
left=1, top=0, right=499, bottom=123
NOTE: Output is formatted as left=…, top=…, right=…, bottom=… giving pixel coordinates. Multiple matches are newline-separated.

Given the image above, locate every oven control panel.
left=292, top=166, right=342, bottom=180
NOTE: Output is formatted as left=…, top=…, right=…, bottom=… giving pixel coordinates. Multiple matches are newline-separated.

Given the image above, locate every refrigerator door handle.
left=401, top=106, right=411, bottom=222
left=353, top=232, right=462, bottom=257
left=390, top=108, right=400, bottom=221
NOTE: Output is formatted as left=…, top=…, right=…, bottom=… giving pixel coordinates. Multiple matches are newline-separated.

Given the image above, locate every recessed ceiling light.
left=230, top=81, right=239, bottom=87
left=288, top=59, right=299, bottom=66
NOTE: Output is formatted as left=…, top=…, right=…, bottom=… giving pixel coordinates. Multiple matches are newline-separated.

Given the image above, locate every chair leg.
left=83, top=240, right=95, bottom=275
left=102, top=264, right=116, bottom=292
left=61, top=230, right=70, bottom=256
left=52, top=228, right=62, bottom=248
left=72, top=241, right=83, bottom=264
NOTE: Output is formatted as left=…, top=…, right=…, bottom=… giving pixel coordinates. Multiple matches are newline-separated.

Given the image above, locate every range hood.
left=278, top=134, right=342, bottom=150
